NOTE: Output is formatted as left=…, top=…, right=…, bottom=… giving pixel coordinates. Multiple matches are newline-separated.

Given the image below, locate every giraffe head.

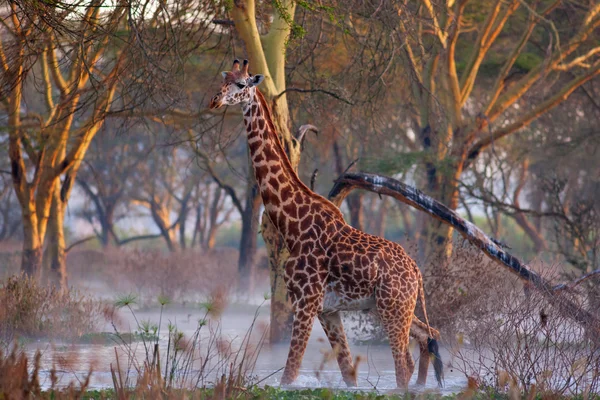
left=209, top=59, right=264, bottom=109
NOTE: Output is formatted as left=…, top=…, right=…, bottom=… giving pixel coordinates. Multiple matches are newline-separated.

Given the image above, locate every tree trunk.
left=417, top=156, right=462, bottom=271
left=22, top=223, right=43, bottom=280
left=20, top=203, right=43, bottom=279
left=238, top=180, right=261, bottom=292
left=373, top=197, right=388, bottom=237
left=263, top=211, right=294, bottom=342
left=346, top=192, right=364, bottom=230
left=230, top=0, right=297, bottom=342
left=45, top=184, right=67, bottom=289
left=204, top=185, right=223, bottom=250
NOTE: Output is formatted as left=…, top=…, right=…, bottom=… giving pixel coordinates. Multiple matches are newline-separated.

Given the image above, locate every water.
left=26, top=305, right=466, bottom=395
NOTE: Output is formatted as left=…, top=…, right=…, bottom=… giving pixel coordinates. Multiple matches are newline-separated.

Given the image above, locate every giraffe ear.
left=221, top=71, right=228, bottom=79
left=249, top=74, right=264, bottom=87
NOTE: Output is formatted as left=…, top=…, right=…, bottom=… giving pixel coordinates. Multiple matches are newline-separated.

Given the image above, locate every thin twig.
left=65, top=235, right=96, bottom=253
left=273, top=88, right=354, bottom=105
left=553, top=269, right=600, bottom=292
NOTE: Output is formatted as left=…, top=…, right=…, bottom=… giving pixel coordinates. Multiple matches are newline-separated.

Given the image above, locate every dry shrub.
left=421, top=240, right=509, bottom=333
left=451, top=270, right=600, bottom=397
left=67, top=248, right=240, bottom=304
left=0, top=275, right=110, bottom=345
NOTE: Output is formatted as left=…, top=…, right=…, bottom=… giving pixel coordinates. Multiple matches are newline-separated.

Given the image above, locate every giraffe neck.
left=242, top=89, right=337, bottom=246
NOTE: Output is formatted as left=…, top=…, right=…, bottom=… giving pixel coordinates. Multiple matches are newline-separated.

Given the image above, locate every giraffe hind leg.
left=376, top=291, right=417, bottom=388
left=410, top=316, right=444, bottom=387
left=318, top=311, right=357, bottom=387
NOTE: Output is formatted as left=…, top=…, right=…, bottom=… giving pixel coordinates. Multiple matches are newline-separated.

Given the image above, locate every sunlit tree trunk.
left=231, top=0, right=298, bottom=341
left=45, top=184, right=67, bottom=288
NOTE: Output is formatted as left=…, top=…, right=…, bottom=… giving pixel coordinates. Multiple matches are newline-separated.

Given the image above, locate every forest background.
left=0, top=0, right=599, bottom=343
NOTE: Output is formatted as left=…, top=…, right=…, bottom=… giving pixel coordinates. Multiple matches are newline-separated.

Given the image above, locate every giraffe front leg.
left=318, top=311, right=357, bottom=387
left=281, top=303, right=318, bottom=385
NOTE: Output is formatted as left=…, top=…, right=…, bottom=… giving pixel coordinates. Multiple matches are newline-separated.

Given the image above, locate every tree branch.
left=65, top=235, right=96, bottom=253
left=118, top=233, right=163, bottom=246
left=468, top=62, right=600, bottom=161
left=553, top=269, right=600, bottom=292
left=187, top=132, right=244, bottom=214
left=460, top=0, right=519, bottom=106
left=273, top=88, right=354, bottom=105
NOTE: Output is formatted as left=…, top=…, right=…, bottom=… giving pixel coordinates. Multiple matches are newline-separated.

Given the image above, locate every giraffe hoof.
left=344, top=379, right=358, bottom=387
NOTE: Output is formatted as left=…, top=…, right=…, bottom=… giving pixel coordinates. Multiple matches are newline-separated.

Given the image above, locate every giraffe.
left=209, top=59, right=443, bottom=389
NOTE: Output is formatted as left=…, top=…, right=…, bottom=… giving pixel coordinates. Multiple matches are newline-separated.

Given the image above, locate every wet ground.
left=27, top=305, right=467, bottom=395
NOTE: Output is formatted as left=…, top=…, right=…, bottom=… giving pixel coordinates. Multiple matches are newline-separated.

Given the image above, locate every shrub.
left=451, top=271, right=600, bottom=397
left=0, top=275, right=110, bottom=345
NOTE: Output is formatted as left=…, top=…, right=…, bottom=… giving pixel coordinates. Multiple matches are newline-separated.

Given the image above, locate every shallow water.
left=27, top=305, right=466, bottom=395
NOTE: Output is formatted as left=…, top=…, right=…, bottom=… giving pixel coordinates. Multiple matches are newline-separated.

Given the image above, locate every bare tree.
left=76, top=123, right=150, bottom=248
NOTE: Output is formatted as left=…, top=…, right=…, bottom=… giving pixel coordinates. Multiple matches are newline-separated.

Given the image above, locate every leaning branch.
left=273, top=88, right=354, bottom=105
left=328, top=172, right=599, bottom=333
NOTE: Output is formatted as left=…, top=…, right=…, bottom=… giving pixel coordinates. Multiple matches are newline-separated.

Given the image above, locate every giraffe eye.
left=235, top=82, right=246, bottom=89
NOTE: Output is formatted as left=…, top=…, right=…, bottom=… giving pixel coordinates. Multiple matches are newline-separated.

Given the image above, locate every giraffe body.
left=209, top=60, right=442, bottom=389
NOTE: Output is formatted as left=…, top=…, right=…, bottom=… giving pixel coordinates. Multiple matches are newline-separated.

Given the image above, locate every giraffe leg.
left=405, top=346, right=415, bottom=379
left=376, top=280, right=417, bottom=389
left=380, top=313, right=413, bottom=389
left=318, top=311, right=357, bottom=387
left=410, top=316, right=431, bottom=385
left=417, top=340, right=429, bottom=385
left=281, top=303, right=318, bottom=385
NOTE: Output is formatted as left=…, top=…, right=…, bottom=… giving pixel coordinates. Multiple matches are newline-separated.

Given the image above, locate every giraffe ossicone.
left=209, top=59, right=444, bottom=389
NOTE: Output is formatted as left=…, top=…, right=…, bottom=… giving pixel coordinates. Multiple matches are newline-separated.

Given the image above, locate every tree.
left=76, top=123, right=150, bottom=248
left=1, top=0, right=214, bottom=287
left=391, top=0, right=600, bottom=270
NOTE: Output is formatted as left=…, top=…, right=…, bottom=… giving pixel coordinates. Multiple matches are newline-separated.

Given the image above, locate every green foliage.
left=273, top=0, right=344, bottom=42
left=514, top=52, right=543, bottom=72
left=272, top=0, right=307, bottom=40
left=114, top=293, right=137, bottom=308
left=360, top=151, right=426, bottom=176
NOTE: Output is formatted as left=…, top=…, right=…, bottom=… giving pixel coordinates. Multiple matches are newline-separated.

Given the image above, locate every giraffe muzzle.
left=209, top=95, right=223, bottom=109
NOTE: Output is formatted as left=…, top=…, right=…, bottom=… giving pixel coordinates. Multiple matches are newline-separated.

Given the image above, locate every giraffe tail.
left=419, top=277, right=444, bottom=388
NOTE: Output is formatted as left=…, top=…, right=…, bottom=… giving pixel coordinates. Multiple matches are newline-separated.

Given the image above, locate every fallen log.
left=328, top=172, right=599, bottom=334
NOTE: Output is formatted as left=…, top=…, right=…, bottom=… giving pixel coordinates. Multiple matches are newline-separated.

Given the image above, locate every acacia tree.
left=2, top=2, right=126, bottom=287
left=392, top=0, right=600, bottom=269
left=1, top=0, right=213, bottom=288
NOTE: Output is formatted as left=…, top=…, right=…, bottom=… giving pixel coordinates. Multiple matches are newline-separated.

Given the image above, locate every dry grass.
left=0, top=290, right=268, bottom=399
left=0, top=275, right=110, bottom=346
left=0, top=343, right=93, bottom=399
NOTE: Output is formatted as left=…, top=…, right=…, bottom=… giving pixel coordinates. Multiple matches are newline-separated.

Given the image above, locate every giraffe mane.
left=253, top=88, right=345, bottom=221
